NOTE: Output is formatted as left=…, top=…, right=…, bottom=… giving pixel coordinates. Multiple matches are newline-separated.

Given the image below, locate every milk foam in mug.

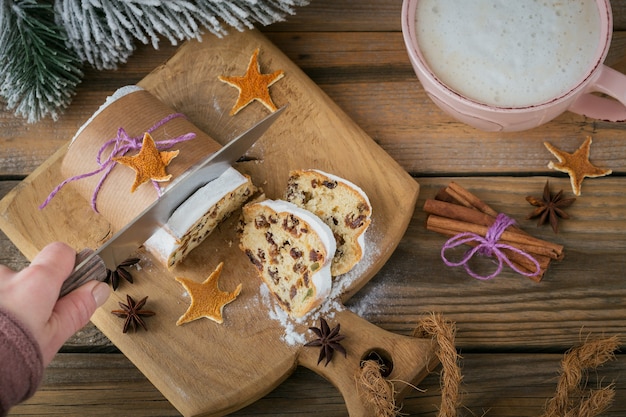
left=402, top=0, right=626, bottom=132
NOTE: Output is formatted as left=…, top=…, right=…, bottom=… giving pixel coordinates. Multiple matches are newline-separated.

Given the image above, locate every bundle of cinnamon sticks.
left=424, top=182, right=564, bottom=282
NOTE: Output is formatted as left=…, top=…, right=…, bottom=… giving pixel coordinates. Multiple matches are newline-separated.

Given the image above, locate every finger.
left=4, top=243, right=77, bottom=323
left=29, top=242, right=76, bottom=284
left=40, top=281, right=111, bottom=366
left=25, top=242, right=76, bottom=302
left=53, top=280, right=110, bottom=334
left=0, top=264, right=15, bottom=279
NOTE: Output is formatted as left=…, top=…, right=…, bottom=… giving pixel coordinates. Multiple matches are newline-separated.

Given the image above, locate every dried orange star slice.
left=113, top=132, right=179, bottom=193
left=544, top=136, right=612, bottom=196
left=218, top=48, right=284, bottom=115
left=175, top=262, right=242, bottom=325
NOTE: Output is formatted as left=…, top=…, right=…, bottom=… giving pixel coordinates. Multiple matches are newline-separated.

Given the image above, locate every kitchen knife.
left=59, top=106, right=286, bottom=298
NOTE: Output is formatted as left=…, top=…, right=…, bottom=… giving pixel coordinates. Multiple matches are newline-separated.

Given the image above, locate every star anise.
left=106, top=257, right=140, bottom=290
left=111, top=294, right=155, bottom=333
left=526, top=181, right=576, bottom=233
left=304, top=317, right=347, bottom=366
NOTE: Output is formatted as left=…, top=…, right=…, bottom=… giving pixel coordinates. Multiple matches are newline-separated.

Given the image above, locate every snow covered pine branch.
left=0, top=0, right=309, bottom=124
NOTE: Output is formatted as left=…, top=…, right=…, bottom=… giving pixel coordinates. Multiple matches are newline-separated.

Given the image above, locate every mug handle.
left=568, top=65, right=626, bottom=122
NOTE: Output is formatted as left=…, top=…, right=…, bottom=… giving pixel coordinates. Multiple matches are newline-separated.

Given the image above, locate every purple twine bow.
left=441, top=213, right=541, bottom=280
left=40, top=113, right=195, bottom=213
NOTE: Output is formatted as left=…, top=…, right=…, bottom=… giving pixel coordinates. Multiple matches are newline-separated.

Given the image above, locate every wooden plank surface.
left=2, top=0, right=626, bottom=415
left=10, top=352, right=626, bottom=416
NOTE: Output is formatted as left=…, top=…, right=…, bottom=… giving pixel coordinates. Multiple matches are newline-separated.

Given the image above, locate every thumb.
left=41, top=281, right=111, bottom=365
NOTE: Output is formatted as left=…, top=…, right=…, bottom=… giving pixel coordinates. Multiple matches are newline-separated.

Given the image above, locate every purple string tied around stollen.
left=441, top=213, right=541, bottom=280
left=40, top=113, right=196, bottom=213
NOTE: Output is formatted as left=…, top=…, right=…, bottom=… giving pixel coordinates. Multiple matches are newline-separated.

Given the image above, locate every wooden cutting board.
left=0, top=29, right=436, bottom=416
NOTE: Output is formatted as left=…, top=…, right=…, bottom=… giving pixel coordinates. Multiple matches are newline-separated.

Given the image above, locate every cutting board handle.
left=298, top=309, right=437, bottom=416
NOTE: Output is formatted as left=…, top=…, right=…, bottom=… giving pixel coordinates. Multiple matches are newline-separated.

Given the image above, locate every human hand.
left=0, top=242, right=110, bottom=366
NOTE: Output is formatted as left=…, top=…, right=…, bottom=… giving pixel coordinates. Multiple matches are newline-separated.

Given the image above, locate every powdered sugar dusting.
left=259, top=281, right=342, bottom=346
left=332, top=229, right=381, bottom=299
left=260, top=284, right=307, bottom=345
left=347, top=280, right=388, bottom=321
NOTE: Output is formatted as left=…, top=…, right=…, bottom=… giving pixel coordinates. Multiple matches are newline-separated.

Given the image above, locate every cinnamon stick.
left=435, top=186, right=528, bottom=236
left=424, top=199, right=563, bottom=258
left=425, top=182, right=565, bottom=281
left=427, top=224, right=549, bottom=282
left=426, top=215, right=564, bottom=260
left=424, top=199, right=494, bottom=228
left=446, top=181, right=499, bottom=217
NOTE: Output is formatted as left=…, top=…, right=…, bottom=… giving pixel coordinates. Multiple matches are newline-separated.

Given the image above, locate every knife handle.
left=58, top=249, right=107, bottom=299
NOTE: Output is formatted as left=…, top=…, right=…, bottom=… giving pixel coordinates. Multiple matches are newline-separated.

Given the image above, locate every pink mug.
left=401, top=0, right=626, bottom=132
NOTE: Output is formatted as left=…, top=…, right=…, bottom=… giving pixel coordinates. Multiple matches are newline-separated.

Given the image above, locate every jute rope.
left=355, top=312, right=618, bottom=417
left=541, top=335, right=619, bottom=417
left=356, top=360, right=399, bottom=417
left=355, top=313, right=461, bottom=417
left=413, top=313, right=462, bottom=417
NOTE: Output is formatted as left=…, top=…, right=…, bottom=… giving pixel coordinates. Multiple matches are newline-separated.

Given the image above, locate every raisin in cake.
left=239, top=199, right=336, bottom=318
left=144, top=167, right=256, bottom=269
left=284, top=169, right=372, bottom=276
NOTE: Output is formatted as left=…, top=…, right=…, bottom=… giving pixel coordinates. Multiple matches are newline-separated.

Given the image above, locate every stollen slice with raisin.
left=285, top=169, right=372, bottom=276
left=239, top=199, right=336, bottom=318
left=144, top=167, right=256, bottom=269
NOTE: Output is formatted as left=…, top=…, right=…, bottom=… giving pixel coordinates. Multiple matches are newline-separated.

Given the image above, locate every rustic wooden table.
left=3, top=1, right=626, bottom=415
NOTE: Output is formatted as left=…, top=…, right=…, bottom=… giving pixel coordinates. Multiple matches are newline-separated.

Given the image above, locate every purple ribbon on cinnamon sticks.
left=441, top=213, right=541, bottom=280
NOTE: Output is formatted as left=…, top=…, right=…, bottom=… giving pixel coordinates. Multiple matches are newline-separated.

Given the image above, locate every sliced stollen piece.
left=284, top=169, right=372, bottom=276
left=145, top=167, right=256, bottom=269
left=239, top=199, right=336, bottom=318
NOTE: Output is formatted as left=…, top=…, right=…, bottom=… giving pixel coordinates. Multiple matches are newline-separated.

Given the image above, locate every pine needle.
left=0, top=0, right=83, bottom=123
left=0, top=0, right=310, bottom=124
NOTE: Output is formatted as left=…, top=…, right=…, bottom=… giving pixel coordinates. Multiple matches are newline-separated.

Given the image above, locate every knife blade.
left=59, top=106, right=286, bottom=297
